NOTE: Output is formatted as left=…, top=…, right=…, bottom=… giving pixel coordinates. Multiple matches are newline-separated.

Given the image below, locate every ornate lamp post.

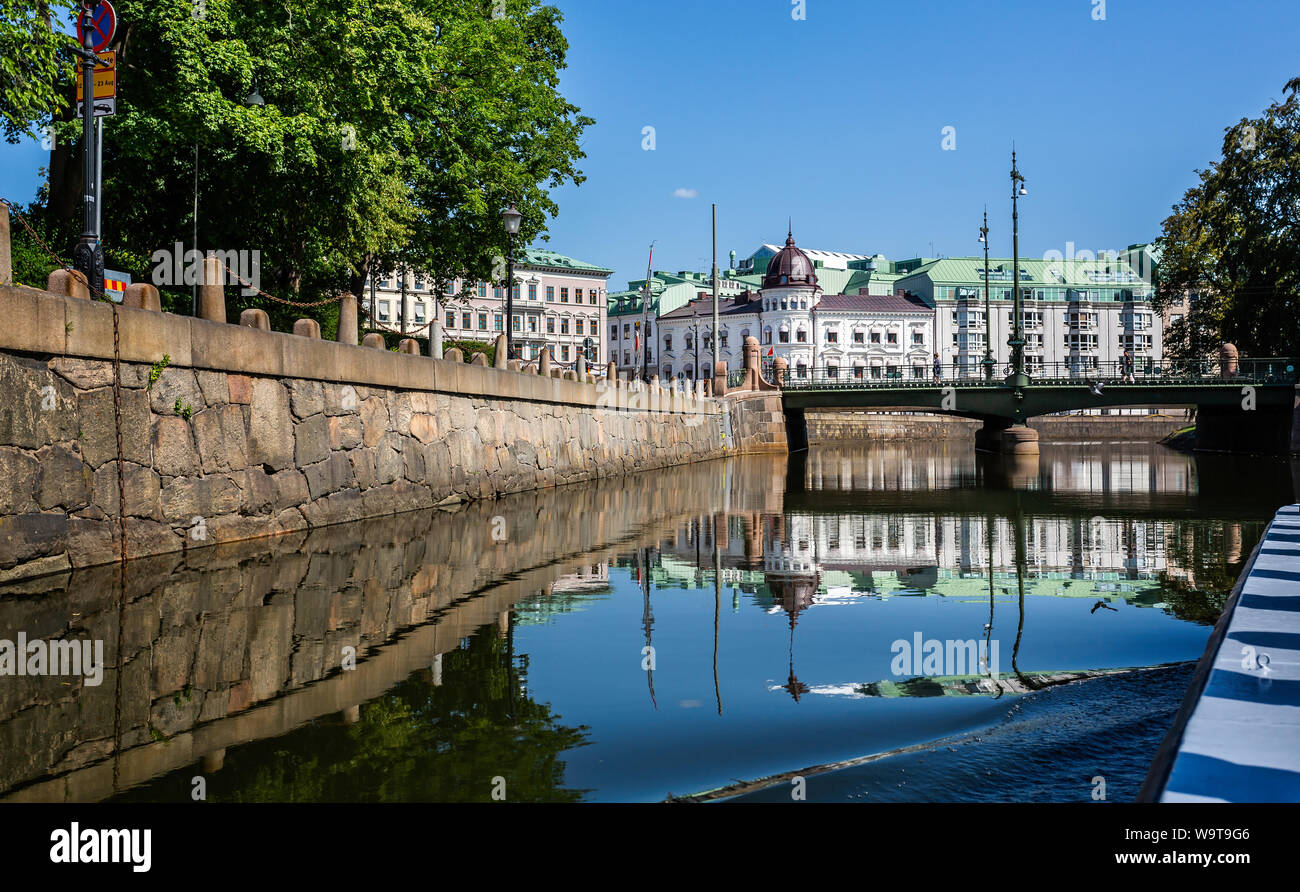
left=501, top=203, right=523, bottom=360
left=72, top=2, right=105, bottom=291
left=1007, top=151, right=1029, bottom=387
left=978, top=209, right=994, bottom=381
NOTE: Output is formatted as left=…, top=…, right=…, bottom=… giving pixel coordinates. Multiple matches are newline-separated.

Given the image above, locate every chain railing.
left=778, top=358, right=1299, bottom=390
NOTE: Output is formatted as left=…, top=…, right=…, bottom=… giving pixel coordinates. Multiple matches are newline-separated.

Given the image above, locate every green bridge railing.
left=777, top=358, right=1298, bottom=390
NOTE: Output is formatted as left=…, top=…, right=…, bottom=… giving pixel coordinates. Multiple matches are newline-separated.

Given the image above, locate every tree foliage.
left=26, top=0, right=589, bottom=324
left=1155, top=78, right=1300, bottom=358
left=0, top=0, right=75, bottom=143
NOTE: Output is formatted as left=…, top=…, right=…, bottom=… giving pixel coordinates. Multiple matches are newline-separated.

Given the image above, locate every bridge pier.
left=975, top=419, right=1039, bottom=455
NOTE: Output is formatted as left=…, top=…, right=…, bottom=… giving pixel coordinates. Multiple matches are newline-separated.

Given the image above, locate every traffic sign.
left=74, top=50, right=115, bottom=100
left=75, top=97, right=115, bottom=118
left=75, top=1, right=116, bottom=53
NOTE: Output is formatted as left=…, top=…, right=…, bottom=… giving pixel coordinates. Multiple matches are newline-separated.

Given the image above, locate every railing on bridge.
left=726, top=369, right=748, bottom=389
left=778, top=358, right=1298, bottom=390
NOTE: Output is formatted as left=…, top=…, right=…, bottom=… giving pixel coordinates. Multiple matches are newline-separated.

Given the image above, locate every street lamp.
left=979, top=209, right=994, bottom=380
left=501, top=203, right=523, bottom=360
left=1007, top=150, right=1029, bottom=387
left=72, top=1, right=104, bottom=292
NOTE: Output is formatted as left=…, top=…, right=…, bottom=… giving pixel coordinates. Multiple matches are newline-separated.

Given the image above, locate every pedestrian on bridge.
left=932, top=353, right=942, bottom=383
left=1121, top=349, right=1136, bottom=384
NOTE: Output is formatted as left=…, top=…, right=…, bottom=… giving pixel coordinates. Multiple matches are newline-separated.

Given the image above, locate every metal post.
left=192, top=144, right=199, bottom=315
left=505, top=233, right=515, bottom=360
left=712, top=203, right=720, bottom=380
left=1008, top=150, right=1028, bottom=387
left=94, top=116, right=102, bottom=237
left=399, top=263, right=406, bottom=335
left=981, top=208, right=993, bottom=380
left=72, top=3, right=104, bottom=290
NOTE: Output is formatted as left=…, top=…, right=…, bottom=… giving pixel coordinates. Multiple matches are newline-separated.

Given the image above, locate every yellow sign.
left=75, top=51, right=116, bottom=100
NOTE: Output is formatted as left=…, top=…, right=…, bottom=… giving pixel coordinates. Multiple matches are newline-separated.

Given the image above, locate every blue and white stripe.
left=1161, top=504, right=1300, bottom=803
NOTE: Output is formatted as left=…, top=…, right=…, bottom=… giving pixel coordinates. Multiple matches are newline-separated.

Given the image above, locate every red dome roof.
left=761, top=231, right=818, bottom=290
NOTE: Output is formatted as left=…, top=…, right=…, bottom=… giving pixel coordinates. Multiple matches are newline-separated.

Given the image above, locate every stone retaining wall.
left=0, top=285, right=736, bottom=581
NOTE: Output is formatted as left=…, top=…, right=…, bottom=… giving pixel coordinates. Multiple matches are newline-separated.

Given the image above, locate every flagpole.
left=712, top=204, right=719, bottom=390
left=641, top=241, right=655, bottom=382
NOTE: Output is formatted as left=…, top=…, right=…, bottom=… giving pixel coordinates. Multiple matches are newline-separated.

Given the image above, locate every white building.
left=655, top=232, right=934, bottom=381
left=364, top=249, right=613, bottom=365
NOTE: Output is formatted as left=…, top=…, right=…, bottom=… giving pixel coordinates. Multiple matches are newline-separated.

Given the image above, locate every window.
left=494, top=286, right=503, bottom=299
left=562, top=345, right=570, bottom=361
left=493, top=314, right=503, bottom=331
left=528, top=283, right=538, bottom=301
left=590, top=289, right=598, bottom=305
left=612, top=325, right=619, bottom=340
left=561, top=288, right=569, bottom=303
left=827, top=365, right=839, bottom=379
left=378, top=300, right=390, bottom=321
left=624, top=351, right=630, bottom=365
left=546, top=317, right=555, bottom=334
left=478, top=282, right=487, bottom=298
left=763, top=328, right=772, bottom=345
left=779, top=330, right=790, bottom=344
left=590, top=346, right=599, bottom=362
left=478, top=312, right=488, bottom=331
left=912, top=331, right=924, bottom=346
left=415, top=279, right=425, bottom=291
left=870, top=331, right=881, bottom=344
left=560, top=317, right=569, bottom=335
left=576, top=319, right=584, bottom=335
left=414, top=304, right=426, bottom=323
left=528, top=317, right=537, bottom=333
left=826, top=330, right=839, bottom=343
left=720, top=332, right=728, bottom=348
left=462, top=311, right=472, bottom=329
left=795, top=329, right=806, bottom=344
left=887, top=331, right=898, bottom=345
left=446, top=311, right=455, bottom=329
left=853, top=330, right=864, bottom=344
left=664, top=334, right=673, bottom=351
left=546, top=286, right=555, bottom=302
left=512, top=315, right=521, bottom=332
left=623, top=324, right=631, bottom=337
left=512, top=284, right=520, bottom=301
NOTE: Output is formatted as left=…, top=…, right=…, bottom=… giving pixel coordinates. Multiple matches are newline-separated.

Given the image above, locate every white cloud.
left=672, top=188, right=699, bottom=199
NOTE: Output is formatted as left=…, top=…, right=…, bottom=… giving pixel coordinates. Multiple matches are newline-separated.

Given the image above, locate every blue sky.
left=3, top=0, right=1297, bottom=290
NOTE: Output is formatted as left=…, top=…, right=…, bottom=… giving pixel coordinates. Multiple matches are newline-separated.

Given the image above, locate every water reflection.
left=0, top=442, right=1292, bottom=802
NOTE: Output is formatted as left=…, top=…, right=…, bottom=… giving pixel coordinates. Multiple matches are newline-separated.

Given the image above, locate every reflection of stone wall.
left=0, top=339, right=727, bottom=581
left=0, top=454, right=786, bottom=801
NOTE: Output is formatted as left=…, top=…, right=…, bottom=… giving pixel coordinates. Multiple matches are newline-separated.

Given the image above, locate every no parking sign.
left=74, top=1, right=117, bottom=53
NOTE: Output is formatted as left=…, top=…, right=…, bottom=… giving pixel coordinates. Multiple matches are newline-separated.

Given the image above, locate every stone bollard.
left=538, top=347, right=552, bottom=377
left=337, top=292, right=358, bottom=345
left=1219, top=342, right=1239, bottom=377
left=397, top=338, right=420, bottom=355
left=742, top=335, right=761, bottom=390
left=493, top=334, right=509, bottom=369
left=773, top=356, right=789, bottom=387
left=123, top=283, right=161, bottom=311
left=713, top=360, right=728, bottom=397
left=199, top=253, right=226, bottom=322
left=563, top=369, right=578, bottom=381
left=293, top=318, right=321, bottom=338
left=0, top=203, right=11, bottom=286
left=362, top=332, right=386, bottom=349
left=240, top=308, right=271, bottom=330
left=443, top=346, right=463, bottom=363
left=508, top=359, right=522, bottom=372
left=470, top=351, right=489, bottom=366
left=550, top=368, right=562, bottom=379
left=607, top=361, right=617, bottom=381
left=523, top=362, right=538, bottom=374
left=47, top=269, right=90, bottom=300
left=696, top=379, right=706, bottom=398
left=576, top=357, right=587, bottom=380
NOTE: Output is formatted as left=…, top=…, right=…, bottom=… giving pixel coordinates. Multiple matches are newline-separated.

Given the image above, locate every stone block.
left=123, top=283, right=161, bottom=312
left=293, top=318, right=321, bottom=339
left=246, top=378, right=293, bottom=471
left=240, top=309, right=270, bottom=330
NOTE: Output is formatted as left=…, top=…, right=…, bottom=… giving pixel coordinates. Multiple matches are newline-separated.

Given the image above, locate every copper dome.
left=761, top=231, right=818, bottom=290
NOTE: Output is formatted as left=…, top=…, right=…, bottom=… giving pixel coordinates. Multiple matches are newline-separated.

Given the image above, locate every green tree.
left=1154, top=78, right=1300, bottom=359
left=38, top=0, right=589, bottom=327
left=1, top=0, right=75, bottom=143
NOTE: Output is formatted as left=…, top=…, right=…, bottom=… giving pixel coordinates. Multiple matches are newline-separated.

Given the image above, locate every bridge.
left=729, top=350, right=1299, bottom=455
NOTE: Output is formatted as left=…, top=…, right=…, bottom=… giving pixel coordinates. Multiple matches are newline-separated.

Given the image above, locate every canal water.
left=2, top=441, right=1296, bottom=803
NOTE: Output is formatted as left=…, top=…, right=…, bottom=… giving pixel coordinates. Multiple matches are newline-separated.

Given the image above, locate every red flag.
left=635, top=334, right=640, bottom=351
left=768, top=347, right=774, bottom=356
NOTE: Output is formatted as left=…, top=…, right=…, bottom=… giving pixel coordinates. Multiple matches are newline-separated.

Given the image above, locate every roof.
left=815, top=292, right=933, bottom=313
left=520, top=248, right=613, bottom=276
left=894, top=255, right=1154, bottom=290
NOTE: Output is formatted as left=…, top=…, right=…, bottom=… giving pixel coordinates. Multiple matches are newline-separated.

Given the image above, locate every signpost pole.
left=72, top=3, right=104, bottom=289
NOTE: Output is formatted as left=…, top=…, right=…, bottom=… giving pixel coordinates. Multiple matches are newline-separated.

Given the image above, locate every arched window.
left=662, top=366, right=673, bottom=379
left=763, top=327, right=773, bottom=345
left=780, top=298, right=788, bottom=310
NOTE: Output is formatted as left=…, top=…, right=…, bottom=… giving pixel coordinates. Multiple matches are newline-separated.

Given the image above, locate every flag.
left=768, top=347, right=774, bottom=356
left=635, top=334, right=640, bottom=351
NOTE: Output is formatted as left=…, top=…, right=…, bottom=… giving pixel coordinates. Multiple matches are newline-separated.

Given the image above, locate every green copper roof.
left=895, top=255, right=1153, bottom=289
left=521, top=248, right=613, bottom=275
